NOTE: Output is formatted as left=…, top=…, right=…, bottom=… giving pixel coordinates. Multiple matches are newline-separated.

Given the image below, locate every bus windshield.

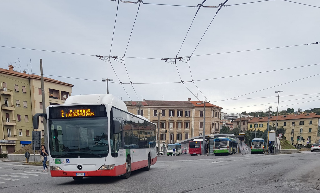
left=252, top=140, right=264, bottom=147
left=215, top=139, right=228, bottom=148
left=49, top=117, right=108, bottom=158
left=189, top=142, right=200, bottom=148
left=168, top=145, right=177, bottom=150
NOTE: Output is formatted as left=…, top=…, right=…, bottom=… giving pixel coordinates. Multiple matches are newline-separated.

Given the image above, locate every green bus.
left=251, top=138, right=265, bottom=154
left=212, top=137, right=237, bottom=155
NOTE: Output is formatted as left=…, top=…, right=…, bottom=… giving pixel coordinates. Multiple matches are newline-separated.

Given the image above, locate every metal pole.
left=203, top=101, right=206, bottom=155
left=267, top=106, right=271, bottom=154
left=107, top=79, right=109, bottom=94
left=40, top=59, right=48, bottom=151
left=157, top=111, right=161, bottom=155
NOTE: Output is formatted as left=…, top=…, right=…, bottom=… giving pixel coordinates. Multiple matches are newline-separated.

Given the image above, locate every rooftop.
left=247, top=113, right=320, bottom=123
left=0, top=65, right=73, bottom=87
left=125, top=100, right=222, bottom=108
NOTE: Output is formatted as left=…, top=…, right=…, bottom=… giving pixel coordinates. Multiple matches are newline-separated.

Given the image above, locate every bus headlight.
left=50, top=166, right=62, bottom=171
left=98, top=164, right=115, bottom=170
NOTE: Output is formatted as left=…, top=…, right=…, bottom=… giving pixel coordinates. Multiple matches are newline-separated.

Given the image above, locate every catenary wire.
left=281, top=0, right=320, bottom=9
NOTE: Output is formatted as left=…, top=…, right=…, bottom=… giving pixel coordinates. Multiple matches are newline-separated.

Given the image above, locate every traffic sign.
left=32, top=131, right=41, bottom=150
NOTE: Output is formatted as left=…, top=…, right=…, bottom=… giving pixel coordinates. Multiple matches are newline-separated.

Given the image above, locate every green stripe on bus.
left=214, top=149, right=229, bottom=154
left=251, top=149, right=264, bottom=152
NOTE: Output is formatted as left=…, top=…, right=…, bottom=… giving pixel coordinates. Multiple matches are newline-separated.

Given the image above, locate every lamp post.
left=102, top=78, right=113, bottom=94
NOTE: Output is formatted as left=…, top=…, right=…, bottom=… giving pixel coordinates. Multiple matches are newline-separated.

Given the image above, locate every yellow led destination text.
left=61, top=109, right=95, bottom=118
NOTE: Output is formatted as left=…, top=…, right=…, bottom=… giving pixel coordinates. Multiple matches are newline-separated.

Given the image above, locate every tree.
left=286, top=108, right=294, bottom=114
left=220, top=126, right=231, bottom=134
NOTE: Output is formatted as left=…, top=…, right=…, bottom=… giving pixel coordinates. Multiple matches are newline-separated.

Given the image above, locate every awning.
left=20, top=141, right=32, bottom=145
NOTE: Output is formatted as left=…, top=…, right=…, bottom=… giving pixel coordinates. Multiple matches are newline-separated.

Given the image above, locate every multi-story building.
left=247, top=113, right=320, bottom=145
left=125, top=98, right=222, bottom=150
left=0, top=65, right=73, bottom=153
left=232, top=117, right=251, bottom=131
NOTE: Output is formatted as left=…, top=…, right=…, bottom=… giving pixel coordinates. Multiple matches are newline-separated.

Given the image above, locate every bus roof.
left=193, top=139, right=203, bottom=141
left=252, top=138, right=264, bottom=141
left=62, top=94, right=128, bottom=112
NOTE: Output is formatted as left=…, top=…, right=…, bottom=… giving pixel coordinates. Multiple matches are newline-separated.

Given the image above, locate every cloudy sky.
left=0, top=0, right=319, bottom=113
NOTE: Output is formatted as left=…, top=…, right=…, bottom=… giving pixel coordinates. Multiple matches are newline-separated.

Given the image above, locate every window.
left=299, top=121, right=304, bottom=125
left=200, top=111, right=203, bottom=117
left=2, top=82, right=7, bottom=90
left=41, top=116, right=43, bottom=123
left=160, top=134, right=166, bottom=140
left=199, top=133, right=202, bottom=136
left=284, top=122, right=286, bottom=126
left=7, top=128, right=11, bottom=137
left=309, top=128, right=312, bottom=133
left=308, top=136, right=311, bottom=141
left=177, top=110, right=183, bottom=117
left=19, top=129, right=22, bottom=136
left=169, top=122, right=174, bottom=129
left=176, top=133, right=182, bottom=140
left=169, top=110, right=175, bottom=117
left=309, top=120, right=312, bottom=125
left=49, top=88, right=60, bottom=99
left=200, top=122, right=204, bottom=129
left=23, top=101, right=27, bottom=108
left=26, top=130, right=30, bottom=136
left=6, top=113, right=9, bottom=122
left=185, top=122, right=190, bottom=129
left=291, top=137, right=293, bottom=141
left=25, top=115, right=29, bottom=122
left=160, top=122, right=165, bottom=129
left=137, top=109, right=143, bottom=116
left=39, top=102, right=43, bottom=109
left=22, top=86, right=26, bottom=93
left=177, top=122, right=182, bottom=129
left=185, top=111, right=190, bottom=117
left=215, top=112, right=218, bottom=117
left=4, top=98, right=9, bottom=106
left=38, top=88, right=42, bottom=95
left=17, top=114, right=21, bottom=122
left=291, top=129, right=294, bottom=134
left=243, top=121, right=245, bottom=125
left=15, top=84, right=19, bottom=92
left=276, top=123, right=278, bottom=126
left=185, top=133, right=188, bottom=139
left=162, top=110, right=165, bottom=116
left=61, top=91, right=69, bottom=100
left=300, top=128, right=303, bottom=133
left=16, top=100, right=20, bottom=107
left=292, top=122, right=295, bottom=126
left=250, top=124, right=252, bottom=128
left=153, top=110, right=157, bottom=116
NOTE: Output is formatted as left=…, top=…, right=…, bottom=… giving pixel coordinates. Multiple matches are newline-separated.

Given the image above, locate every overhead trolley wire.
left=120, top=0, right=274, bottom=8
left=1, top=41, right=318, bottom=60
left=106, top=0, right=132, bottom=101
left=118, top=1, right=142, bottom=100
left=281, top=0, right=320, bottom=9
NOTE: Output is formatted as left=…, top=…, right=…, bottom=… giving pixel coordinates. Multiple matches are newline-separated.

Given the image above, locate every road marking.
left=24, top=171, right=43, bottom=174
left=12, top=173, right=38, bottom=176
left=0, top=181, right=5, bottom=184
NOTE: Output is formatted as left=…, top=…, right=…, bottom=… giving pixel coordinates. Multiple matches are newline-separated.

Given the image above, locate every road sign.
left=32, top=131, right=41, bottom=150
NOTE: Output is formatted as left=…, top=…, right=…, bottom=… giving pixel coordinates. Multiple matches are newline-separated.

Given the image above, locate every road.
left=1, top=152, right=320, bottom=193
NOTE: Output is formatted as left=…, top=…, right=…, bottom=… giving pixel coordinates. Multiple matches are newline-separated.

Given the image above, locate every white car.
left=311, top=144, right=320, bottom=152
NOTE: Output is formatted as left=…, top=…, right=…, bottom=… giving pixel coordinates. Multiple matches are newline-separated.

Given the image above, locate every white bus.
left=33, top=94, right=157, bottom=180
left=167, top=143, right=182, bottom=156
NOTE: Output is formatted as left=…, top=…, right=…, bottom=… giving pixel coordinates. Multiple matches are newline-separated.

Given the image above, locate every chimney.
left=8, top=65, right=14, bottom=72
left=188, top=98, right=191, bottom=101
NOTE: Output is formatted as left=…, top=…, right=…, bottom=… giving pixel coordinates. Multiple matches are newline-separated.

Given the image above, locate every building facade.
left=233, top=117, right=251, bottom=132
left=0, top=65, right=73, bottom=153
left=125, top=99, right=222, bottom=150
left=248, top=113, right=320, bottom=145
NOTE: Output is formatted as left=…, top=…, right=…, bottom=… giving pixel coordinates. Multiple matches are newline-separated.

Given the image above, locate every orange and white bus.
left=33, top=94, right=157, bottom=180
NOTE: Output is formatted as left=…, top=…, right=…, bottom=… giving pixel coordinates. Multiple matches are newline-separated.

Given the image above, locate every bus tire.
left=122, top=158, right=131, bottom=179
left=144, top=155, right=151, bottom=171
left=73, top=177, right=83, bottom=181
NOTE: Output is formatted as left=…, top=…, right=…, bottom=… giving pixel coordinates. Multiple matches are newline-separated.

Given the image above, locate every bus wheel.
left=122, top=158, right=131, bottom=179
left=73, top=177, right=83, bottom=181
left=144, top=155, right=151, bottom=171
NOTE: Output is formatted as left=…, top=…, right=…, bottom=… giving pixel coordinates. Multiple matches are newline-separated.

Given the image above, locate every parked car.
left=311, top=144, right=320, bottom=152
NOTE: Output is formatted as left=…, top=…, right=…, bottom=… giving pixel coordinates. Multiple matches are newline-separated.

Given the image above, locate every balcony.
left=3, top=120, right=16, bottom=126
left=7, top=137, right=18, bottom=141
left=1, top=104, right=15, bottom=111
left=0, top=88, right=13, bottom=95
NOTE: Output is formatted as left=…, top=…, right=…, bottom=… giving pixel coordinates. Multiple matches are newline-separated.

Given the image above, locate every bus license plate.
left=76, top=173, right=85, bottom=176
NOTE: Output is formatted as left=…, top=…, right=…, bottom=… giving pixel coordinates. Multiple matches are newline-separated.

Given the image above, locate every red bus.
left=189, top=139, right=203, bottom=155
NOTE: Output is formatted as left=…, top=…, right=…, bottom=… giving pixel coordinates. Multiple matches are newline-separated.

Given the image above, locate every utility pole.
left=267, top=106, right=271, bottom=154
left=157, top=111, right=162, bottom=155
left=275, top=91, right=283, bottom=154
left=102, top=78, right=113, bottom=94
left=40, top=59, right=48, bottom=150
left=254, top=124, right=256, bottom=138
left=203, top=101, right=206, bottom=155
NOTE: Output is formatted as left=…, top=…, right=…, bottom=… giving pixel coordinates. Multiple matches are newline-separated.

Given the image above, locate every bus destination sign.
left=49, top=105, right=106, bottom=119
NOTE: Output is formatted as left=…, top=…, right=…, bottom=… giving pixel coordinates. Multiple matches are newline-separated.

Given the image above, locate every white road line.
left=0, top=181, right=5, bottom=184
left=12, top=173, right=38, bottom=176
left=24, top=171, right=43, bottom=174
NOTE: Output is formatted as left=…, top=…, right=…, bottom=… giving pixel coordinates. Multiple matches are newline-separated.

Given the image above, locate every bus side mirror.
left=33, top=113, right=47, bottom=129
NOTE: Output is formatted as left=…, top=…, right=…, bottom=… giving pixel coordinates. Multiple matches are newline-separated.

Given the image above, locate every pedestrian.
left=173, top=148, right=175, bottom=156
left=40, top=145, right=49, bottom=172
